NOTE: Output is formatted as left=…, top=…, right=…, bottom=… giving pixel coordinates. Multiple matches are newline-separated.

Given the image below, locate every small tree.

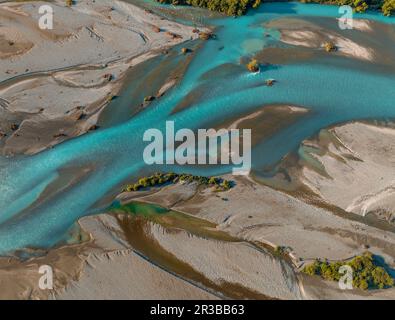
left=382, top=0, right=395, bottom=16
left=323, top=42, right=337, bottom=52
left=247, top=59, right=259, bottom=72
left=353, top=0, right=368, bottom=13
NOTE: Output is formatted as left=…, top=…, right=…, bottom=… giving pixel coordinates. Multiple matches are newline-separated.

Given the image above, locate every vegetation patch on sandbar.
left=302, top=251, right=394, bottom=290
left=246, top=59, right=260, bottom=72
left=122, top=172, right=233, bottom=192
left=155, top=0, right=394, bottom=16
left=156, top=0, right=262, bottom=16
left=301, top=0, right=395, bottom=16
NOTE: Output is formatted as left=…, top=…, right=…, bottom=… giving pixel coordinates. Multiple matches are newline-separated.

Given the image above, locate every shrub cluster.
left=123, top=172, right=233, bottom=192
left=382, top=0, right=395, bottom=15
left=246, top=59, right=259, bottom=72
left=301, top=0, right=394, bottom=16
left=302, top=252, right=394, bottom=290
left=155, top=0, right=394, bottom=16
left=323, top=41, right=337, bottom=52
left=156, top=0, right=261, bottom=16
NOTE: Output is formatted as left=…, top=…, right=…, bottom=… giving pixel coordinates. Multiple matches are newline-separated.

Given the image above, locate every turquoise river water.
left=0, top=2, right=394, bottom=255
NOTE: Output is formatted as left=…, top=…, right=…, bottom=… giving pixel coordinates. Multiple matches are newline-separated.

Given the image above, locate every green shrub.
left=382, top=0, right=395, bottom=15
left=302, top=252, right=394, bottom=290
left=323, top=41, right=337, bottom=52
left=247, top=59, right=259, bottom=72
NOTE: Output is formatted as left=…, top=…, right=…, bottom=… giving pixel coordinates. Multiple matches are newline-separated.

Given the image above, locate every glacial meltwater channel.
left=0, top=2, right=394, bottom=255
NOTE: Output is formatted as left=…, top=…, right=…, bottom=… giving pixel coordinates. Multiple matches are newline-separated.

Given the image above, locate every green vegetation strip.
left=302, top=0, right=394, bottom=16
left=123, top=172, right=233, bottom=192
left=302, top=252, right=394, bottom=290
left=156, top=0, right=262, bottom=16
left=156, top=0, right=394, bottom=16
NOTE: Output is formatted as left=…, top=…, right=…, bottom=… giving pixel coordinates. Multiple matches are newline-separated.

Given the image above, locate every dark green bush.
left=302, top=252, right=395, bottom=290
